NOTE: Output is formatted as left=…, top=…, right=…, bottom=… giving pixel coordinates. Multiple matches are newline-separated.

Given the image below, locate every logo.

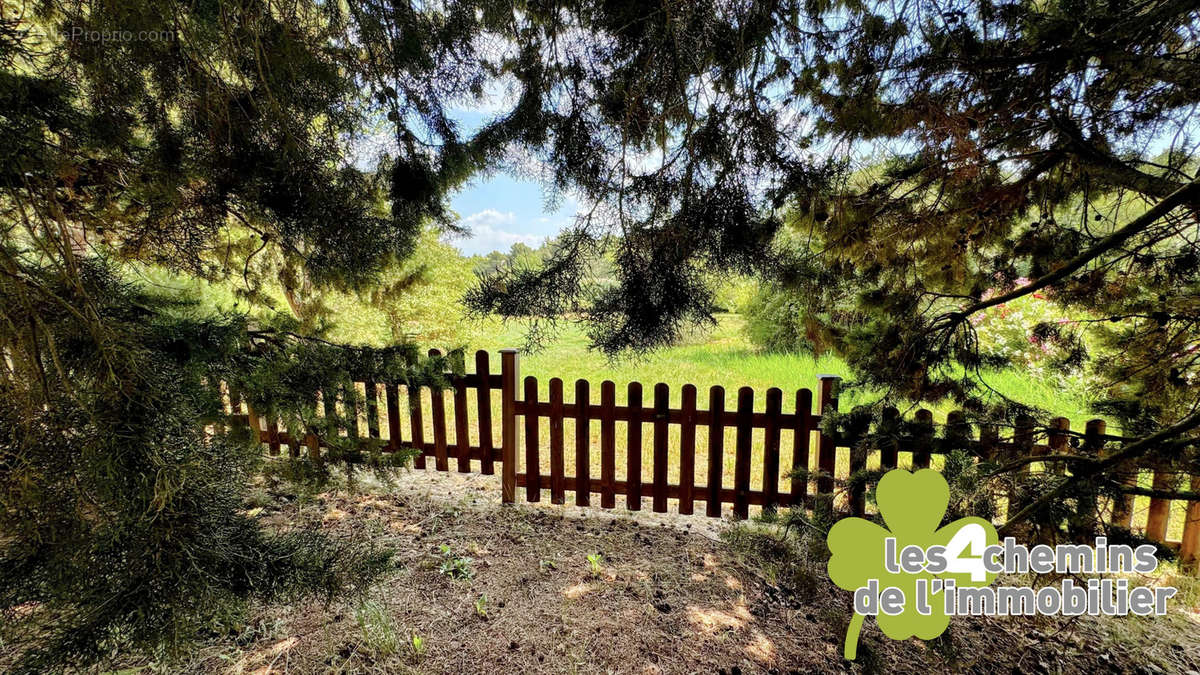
left=826, top=469, right=1176, bottom=660
left=827, top=469, right=997, bottom=660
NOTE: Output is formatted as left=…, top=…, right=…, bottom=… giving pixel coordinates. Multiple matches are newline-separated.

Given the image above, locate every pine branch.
left=999, top=408, right=1200, bottom=535
left=951, top=177, right=1200, bottom=321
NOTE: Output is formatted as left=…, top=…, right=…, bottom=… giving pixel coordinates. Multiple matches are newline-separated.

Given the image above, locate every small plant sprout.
left=586, top=553, right=603, bottom=577
left=409, top=633, right=425, bottom=662
left=539, top=559, right=558, bottom=572
left=474, top=594, right=488, bottom=618
left=437, top=544, right=475, bottom=580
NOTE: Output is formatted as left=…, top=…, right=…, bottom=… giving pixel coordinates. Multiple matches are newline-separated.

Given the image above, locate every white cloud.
left=452, top=210, right=543, bottom=255
left=462, top=209, right=518, bottom=228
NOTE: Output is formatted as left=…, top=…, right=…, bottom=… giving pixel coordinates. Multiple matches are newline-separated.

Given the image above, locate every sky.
left=437, top=104, right=580, bottom=257
left=445, top=172, right=579, bottom=256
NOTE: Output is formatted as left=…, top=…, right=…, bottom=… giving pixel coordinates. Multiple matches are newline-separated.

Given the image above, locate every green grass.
left=471, top=314, right=1100, bottom=425
left=354, top=600, right=400, bottom=657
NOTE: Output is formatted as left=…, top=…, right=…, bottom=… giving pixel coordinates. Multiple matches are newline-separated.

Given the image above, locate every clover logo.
left=827, top=469, right=998, bottom=660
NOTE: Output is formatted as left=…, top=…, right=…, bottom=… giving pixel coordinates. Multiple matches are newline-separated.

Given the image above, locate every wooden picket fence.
left=228, top=349, right=1200, bottom=563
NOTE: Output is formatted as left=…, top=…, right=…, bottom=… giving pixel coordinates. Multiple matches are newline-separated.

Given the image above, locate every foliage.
left=586, top=553, right=603, bottom=578
left=709, top=274, right=756, bottom=314
left=968, top=287, right=1092, bottom=393
left=366, top=229, right=484, bottom=348
left=0, top=262, right=394, bottom=671
left=408, top=633, right=426, bottom=662
left=354, top=600, right=401, bottom=657
left=0, top=0, right=505, bottom=668
left=459, top=0, right=1200, bottom=534
left=436, top=544, right=475, bottom=580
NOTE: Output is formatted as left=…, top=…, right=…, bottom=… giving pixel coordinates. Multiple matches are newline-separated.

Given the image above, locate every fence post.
left=1145, top=467, right=1172, bottom=543
left=913, top=409, right=934, bottom=469
left=1073, top=419, right=1105, bottom=540
left=1010, top=414, right=1035, bottom=513
left=1047, top=417, right=1070, bottom=476
left=816, top=375, right=840, bottom=520
left=1180, top=475, right=1200, bottom=568
left=500, top=349, right=519, bottom=504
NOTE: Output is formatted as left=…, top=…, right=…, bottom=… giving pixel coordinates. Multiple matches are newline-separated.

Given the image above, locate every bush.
left=0, top=261, right=400, bottom=672
left=742, top=283, right=815, bottom=353
left=968, top=284, right=1091, bottom=391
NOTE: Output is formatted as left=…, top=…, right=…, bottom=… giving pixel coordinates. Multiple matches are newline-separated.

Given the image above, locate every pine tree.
left=465, top=1, right=1200, bottom=530
left=0, top=0, right=525, bottom=668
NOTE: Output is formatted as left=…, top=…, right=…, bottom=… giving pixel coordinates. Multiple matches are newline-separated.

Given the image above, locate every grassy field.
left=470, top=313, right=1100, bottom=424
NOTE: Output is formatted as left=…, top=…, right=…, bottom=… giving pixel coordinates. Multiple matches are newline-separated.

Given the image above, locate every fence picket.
left=454, top=378, right=471, bottom=472
left=347, top=381, right=362, bottom=439
left=431, top=387, right=449, bottom=472
left=549, top=378, right=566, bottom=504
left=979, top=421, right=998, bottom=461
left=653, top=383, right=670, bottom=513
left=1075, top=419, right=1105, bottom=538
left=946, top=411, right=970, bottom=448
left=707, top=386, right=726, bottom=518
left=913, top=409, right=933, bottom=469
left=476, top=351, right=495, bottom=475
left=679, top=384, right=698, bottom=515
left=1181, top=475, right=1200, bottom=566
left=266, top=413, right=281, bottom=456
left=524, top=376, right=541, bottom=502
left=816, top=376, right=839, bottom=513
left=575, top=380, right=591, bottom=506
left=848, top=404, right=870, bottom=517
left=385, top=383, right=402, bottom=451
left=1047, top=417, right=1069, bottom=475
left=627, top=382, right=644, bottom=510
left=879, top=406, right=900, bottom=470
left=762, top=388, right=782, bottom=515
left=242, top=394, right=262, bottom=446
left=286, top=394, right=302, bottom=457
left=365, top=380, right=380, bottom=440
left=410, top=386, right=427, bottom=469
left=428, top=349, right=449, bottom=471
left=1110, top=460, right=1136, bottom=530
left=791, top=389, right=813, bottom=507
left=1146, top=469, right=1171, bottom=542
left=734, top=387, right=754, bottom=520
left=601, top=381, right=616, bottom=508
left=1011, top=415, right=1036, bottom=514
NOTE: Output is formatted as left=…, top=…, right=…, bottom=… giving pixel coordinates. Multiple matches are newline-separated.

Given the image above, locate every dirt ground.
left=175, top=470, right=1200, bottom=674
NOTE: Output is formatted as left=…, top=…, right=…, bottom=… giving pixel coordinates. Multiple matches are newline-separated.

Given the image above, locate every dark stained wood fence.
left=228, top=349, right=1200, bottom=565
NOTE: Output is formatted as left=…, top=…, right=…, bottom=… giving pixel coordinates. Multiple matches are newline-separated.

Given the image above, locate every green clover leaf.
left=826, top=469, right=998, bottom=660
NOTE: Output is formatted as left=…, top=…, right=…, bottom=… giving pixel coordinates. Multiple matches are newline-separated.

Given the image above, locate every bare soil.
left=178, top=470, right=1200, bottom=674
